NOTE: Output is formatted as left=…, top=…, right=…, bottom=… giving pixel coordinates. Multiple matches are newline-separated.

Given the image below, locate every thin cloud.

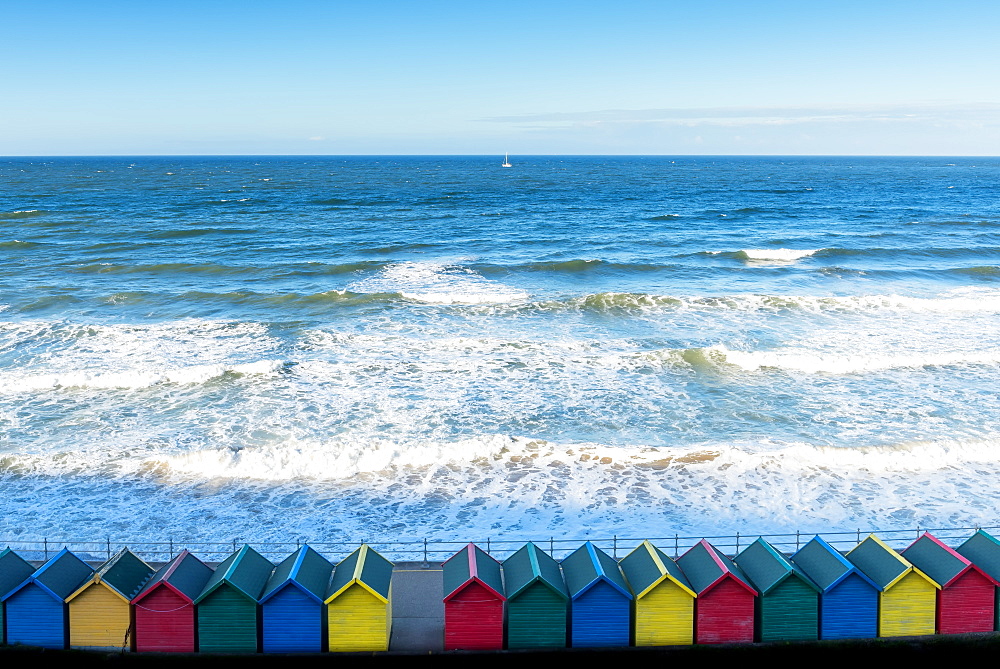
left=482, top=103, right=1000, bottom=128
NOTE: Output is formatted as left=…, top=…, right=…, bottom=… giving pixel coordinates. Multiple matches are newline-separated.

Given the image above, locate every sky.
left=2, top=0, right=999, bottom=155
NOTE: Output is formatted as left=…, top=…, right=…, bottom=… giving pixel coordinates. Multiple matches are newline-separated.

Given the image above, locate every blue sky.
left=3, top=0, right=998, bottom=155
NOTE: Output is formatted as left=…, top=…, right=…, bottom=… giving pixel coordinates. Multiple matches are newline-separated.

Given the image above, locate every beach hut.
left=735, top=538, right=820, bottom=642
left=2, top=548, right=93, bottom=649
left=561, top=542, right=632, bottom=647
left=790, top=535, right=879, bottom=640
left=325, top=544, right=393, bottom=652
left=619, top=540, right=696, bottom=646
left=956, top=529, right=1000, bottom=630
left=846, top=534, right=939, bottom=637
left=65, top=548, right=155, bottom=650
left=194, top=544, right=274, bottom=653
left=131, top=550, right=213, bottom=653
left=260, top=545, right=334, bottom=653
left=902, top=532, right=997, bottom=634
left=0, top=548, right=36, bottom=646
left=442, top=543, right=505, bottom=650
left=675, top=539, right=757, bottom=644
left=502, top=542, right=569, bottom=649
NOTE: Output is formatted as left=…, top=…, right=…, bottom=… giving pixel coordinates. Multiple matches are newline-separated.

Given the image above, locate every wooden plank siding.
left=570, top=580, right=630, bottom=647
left=261, top=585, right=325, bottom=653
left=633, top=580, right=694, bottom=646
left=695, top=577, right=755, bottom=644
left=879, top=571, right=937, bottom=637
left=134, top=587, right=196, bottom=653
left=197, top=586, right=259, bottom=653
left=68, top=584, right=130, bottom=650
left=506, top=584, right=568, bottom=649
left=938, top=568, right=995, bottom=634
left=444, top=581, right=504, bottom=650
left=758, top=577, right=818, bottom=642
left=819, top=572, right=879, bottom=640
left=327, top=583, right=390, bottom=652
left=4, top=585, right=67, bottom=649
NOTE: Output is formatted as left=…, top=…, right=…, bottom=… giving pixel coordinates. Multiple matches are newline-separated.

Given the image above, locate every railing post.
left=857, top=528, right=861, bottom=544
left=735, top=532, right=740, bottom=554
left=423, top=538, right=428, bottom=564
left=44, top=538, right=48, bottom=560
left=674, top=534, right=679, bottom=559
left=796, top=531, right=800, bottom=552
left=613, top=535, right=618, bottom=559
left=486, top=537, right=490, bottom=554
left=549, top=537, right=554, bottom=557
left=107, top=537, right=112, bottom=560
left=169, top=538, right=174, bottom=560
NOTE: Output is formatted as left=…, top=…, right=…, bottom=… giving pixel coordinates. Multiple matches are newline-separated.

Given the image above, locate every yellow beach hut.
left=66, top=548, right=155, bottom=650
left=324, top=545, right=393, bottom=652
left=846, top=534, right=940, bottom=637
left=618, top=540, right=696, bottom=646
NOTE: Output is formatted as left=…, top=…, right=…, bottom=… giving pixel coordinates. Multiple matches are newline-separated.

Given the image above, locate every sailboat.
left=501, top=152, right=512, bottom=168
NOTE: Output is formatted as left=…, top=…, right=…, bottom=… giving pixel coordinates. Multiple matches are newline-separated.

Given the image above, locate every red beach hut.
left=131, top=550, right=214, bottom=653
left=442, top=543, right=505, bottom=650
left=902, top=532, right=998, bottom=634
left=676, top=539, right=757, bottom=644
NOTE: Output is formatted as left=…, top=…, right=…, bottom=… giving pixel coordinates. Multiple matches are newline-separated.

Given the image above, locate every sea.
left=2, top=155, right=999, bottom=553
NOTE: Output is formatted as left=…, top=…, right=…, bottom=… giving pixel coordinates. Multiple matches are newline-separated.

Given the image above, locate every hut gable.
left=443, top=543, right=504, bottom=601
left=846, top=535, right=929, bottom=590
left=135, top=550, right=213, bottom=603
left=791, top=536, right=878, bottom=592
left=4, top=548, right=93, bottom=602
left=261, top=544, right=333, bottom=604
left=66, top=548, right=154, bottom=603
left=736, top=538, right=820, bottom=595
left=562, top=542, right=631, bottom=600
left=194, top=544, right=274, bottom=604
left=0, top=548, right=36, bottom=600
left=325, top=545, right=393, bottom=604
left=957, top=530, right=1000, bottom=582
left=903, top=532, right=993, bottom=588
left=619, top=540, right=695, bottom=599
left=676, top=540, right=755, bottom=596
left=502, top=542, right=569, bottom=600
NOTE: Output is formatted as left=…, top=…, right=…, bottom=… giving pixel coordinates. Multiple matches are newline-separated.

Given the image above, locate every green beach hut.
left=735, top=537, right=820, bottom=641
left=193, top=544, right=275, bottom=653
left=502, top=542, right=569, bottom=649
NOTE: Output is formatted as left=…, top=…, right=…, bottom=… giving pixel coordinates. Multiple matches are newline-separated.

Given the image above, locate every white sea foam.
left=349, top=261, right=529, bottom=304
left=3, top=359, right=285, bottom=392
left=707, top=344, right=1000, bottom=374
left=740, top=248, right=820, bottom=261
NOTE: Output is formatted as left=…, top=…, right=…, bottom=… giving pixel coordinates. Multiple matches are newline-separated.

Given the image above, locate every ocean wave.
left=706, top=344, right=1000, bottom=374
left=1, top=359, right=287, bottom=392
left=0, top=210, right=45, bottom=219
left=0, top=240, right=43, bottom=249
left=738, top=248, right=820, bottom=261
left=348, top=261, right=529, bottom=304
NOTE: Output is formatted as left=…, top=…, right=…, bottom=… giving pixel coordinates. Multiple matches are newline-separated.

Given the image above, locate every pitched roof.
left=0, top=548, right=36, bottom=600
left=325, top=545, right=393, bottom=604
left=675, top=540, right=756, bottom=596
left=902, top=532, right=997, bottom=588
left=67, top=548, right=155, bottom=603
left=560, top=542, right=632, bottom=600
left=957, top=530, right=1000, bottom=582
left=194, top=544, right=274, bottom=604
left=133, top=550, right=214, bottom=603
left=501, top=542, right=568, bottom=600
left=619, top=540, right=696, bottom=599
left=442, top=543, right=504, bottom=601
left=735, top=538, right=820, bottom=595
left=260, top=545, right=333, bottom=604
left=790, top=536, right=878, bottom=592
left=3, top=548, right=93, bottom=602
left=847, top=534, right=939, bottom=590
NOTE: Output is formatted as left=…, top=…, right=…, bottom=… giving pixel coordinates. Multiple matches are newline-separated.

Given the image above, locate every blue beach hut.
left=561, top=542, right=632, bottom=647
left=790, top=535, right=879, bottom=640
left=0, top=548, right=37, bottom=645
left=1, top=548, right=93, bottom=649
left=259, top=545, right=334, bottom=653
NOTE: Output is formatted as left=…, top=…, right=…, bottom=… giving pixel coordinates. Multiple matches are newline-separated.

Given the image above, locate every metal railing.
left=4, top=524, right=998, bottom=565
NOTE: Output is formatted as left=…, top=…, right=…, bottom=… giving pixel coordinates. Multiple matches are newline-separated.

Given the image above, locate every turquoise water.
left=2, top=155, right=1000, bottom=543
